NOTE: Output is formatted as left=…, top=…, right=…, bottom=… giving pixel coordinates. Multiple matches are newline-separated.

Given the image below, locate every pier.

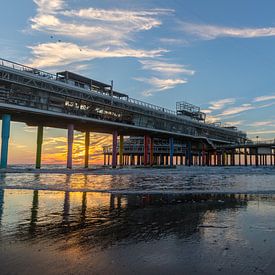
left=0, top=58, right=250, bottom=168
left=103, top=137, right=275, bottom=167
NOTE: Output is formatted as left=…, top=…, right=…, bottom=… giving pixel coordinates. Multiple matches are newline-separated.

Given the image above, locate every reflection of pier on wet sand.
left=1, top=190, right=275, bottom=274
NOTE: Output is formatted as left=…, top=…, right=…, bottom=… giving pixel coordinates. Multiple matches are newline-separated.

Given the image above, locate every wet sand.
left=1, top=189, right=275, bottom=274
left=1, top=167, right=275, bottom=274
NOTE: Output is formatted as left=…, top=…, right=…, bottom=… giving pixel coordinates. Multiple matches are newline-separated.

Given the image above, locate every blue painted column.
left=169, top=137, right=174, bottom=166
left=1, top=114, right=11, bottom=169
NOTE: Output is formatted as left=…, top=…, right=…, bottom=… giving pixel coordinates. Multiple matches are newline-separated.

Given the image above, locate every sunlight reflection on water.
left=0, top=166, right=275, bottom=194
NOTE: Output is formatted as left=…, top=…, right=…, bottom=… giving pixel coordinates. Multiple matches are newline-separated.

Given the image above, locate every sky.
left=1, top=0, right=275, bottom=165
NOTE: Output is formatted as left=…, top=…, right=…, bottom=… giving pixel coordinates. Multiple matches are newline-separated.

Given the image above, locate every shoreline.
left=0, top=165, right=274, bottom=175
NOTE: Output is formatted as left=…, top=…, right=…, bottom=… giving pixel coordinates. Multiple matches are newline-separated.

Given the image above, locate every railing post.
left=35, top=125, right=43, bottom=169
left=0, top=114, right=11, bottom=169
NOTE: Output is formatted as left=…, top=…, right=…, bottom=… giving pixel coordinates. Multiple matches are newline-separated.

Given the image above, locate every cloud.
left=33, top=0, right=64, bottom=14
left=201, top=109, right=212, bottom=114
left=223, top=120, right=244, bottom=126
left=28, top=42, right=167, bottom=68
left=62, top=8, right=171, bottom=31
left=42, top=132, right=112, bottom=165
left=247, top=130, right=275, bottom=135
left=253, top=94, right=275, bottom=102
left=30, top=1, right=172, bottom=47
left=248, top=120, right=275, bottom=127
left=139, top=59, right=195, bottom=76
left=28, top=1, right=172, bottom=68
left=208, top=98, right=236, bottom=111
left=159, top=38, right=188, bottom=45
left=136, top=59, right=194, bottom=96
left=219, top=104, right=254, bottom=116
left=180, top=22, right=275, bottom=40
left=135, top=77, right=187, bottom=96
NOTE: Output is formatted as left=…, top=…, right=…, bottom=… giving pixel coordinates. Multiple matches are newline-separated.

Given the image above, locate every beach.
left=0, top=166, right=275, bottom=274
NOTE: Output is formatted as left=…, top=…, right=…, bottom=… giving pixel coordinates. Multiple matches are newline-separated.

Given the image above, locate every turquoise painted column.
left=35, top=126, right=43, bottom=169
left=1, top=114, right=11, bottom=169
left=169, top=137, right=174, bottom=166
left=67, top=124, right=74, bottom=169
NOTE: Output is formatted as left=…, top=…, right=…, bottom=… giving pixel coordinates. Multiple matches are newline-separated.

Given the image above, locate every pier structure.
left=0, top=58, right=246, bottom=169
left=103, top=137, right=275, bottom=167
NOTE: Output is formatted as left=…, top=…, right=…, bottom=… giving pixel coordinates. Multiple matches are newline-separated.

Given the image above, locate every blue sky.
left=2, top=0, right=275, bottom=147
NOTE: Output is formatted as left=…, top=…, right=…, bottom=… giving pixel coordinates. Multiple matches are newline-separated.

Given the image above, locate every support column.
left=104, top=154, right=106, bottom=166
left=188, top=141, right=192, bottom=166
left=144, top=135, right=149, bottom=166
left=202, top=144, right=206, bottom=166
left=160, top=155, right=164, bottom=165
left=0, top=114, right=11, bottom=169
left=231, top=150, right=235, bottom=166
left=198, top=151, right=202, bottom=166
left=130, top=155, right=135, bottom=166
left=244, top=148, right=247, bottom=166
left=185, top=150, right=188, bottom=166
left=137, top=155, right=141, bottom=166
left=238, top=148, right=241, bottom=165
left=84, top=131, right=90, bottom=168
left=35, top=125, right=43, bottom=169
left=150, top=137, right=154, bottom=166
left=169, top=137, right=174, bottom=166
left=112, top=130, right=118, bottom=168
left=67, top=124, right=74, bottom=169
left=119, top=135, right=124, bottom=166
left=214, top=151, right=217, bottom=166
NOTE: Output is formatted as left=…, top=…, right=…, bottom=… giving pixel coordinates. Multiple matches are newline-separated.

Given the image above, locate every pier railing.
left=0, top=58, right=238, bottom=128
left=0, top=57, right=246, bottom=143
